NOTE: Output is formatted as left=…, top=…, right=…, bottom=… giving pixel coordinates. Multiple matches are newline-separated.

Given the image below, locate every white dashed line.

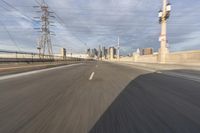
left=156, top=71, right=162, bottom=74
left=89, top=72, right=95, bottom=80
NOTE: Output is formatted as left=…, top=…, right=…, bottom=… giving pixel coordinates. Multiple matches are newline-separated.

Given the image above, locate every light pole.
left=158, top=0, right=171, bottom=63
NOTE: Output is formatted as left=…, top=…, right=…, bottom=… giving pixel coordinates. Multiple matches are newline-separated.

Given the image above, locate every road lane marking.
left=0, top=63, right=83, bottom=81
left=156, top=71, right=162, bottom=74
left=89, top=72, right=95, bottom=80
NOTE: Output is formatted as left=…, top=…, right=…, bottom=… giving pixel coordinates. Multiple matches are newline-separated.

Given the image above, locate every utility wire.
left=0, top=20, right=21, bottom=52
left=34, top=0, right=88, bottom=50
left=49, top=8, right=87, bottom=48
left=0, top=1, right=39, bottom=52
left=0, top=0, right=35, bottom=22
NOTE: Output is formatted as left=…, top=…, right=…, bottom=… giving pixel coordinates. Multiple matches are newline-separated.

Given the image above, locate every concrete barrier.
left=134, top=54, right=158, bottom=63
left=119, top=57, right=133, bottom=62
left=166, top=50, right=200, bottom=64
left=131, top=50, right=200, bottom=65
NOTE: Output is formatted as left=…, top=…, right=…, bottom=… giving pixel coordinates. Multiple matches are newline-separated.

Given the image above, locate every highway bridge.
left=0, top=62, right=200, bottom=133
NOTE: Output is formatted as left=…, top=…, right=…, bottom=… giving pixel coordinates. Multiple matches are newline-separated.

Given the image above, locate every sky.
left=0, top=0, right=200, bottom=55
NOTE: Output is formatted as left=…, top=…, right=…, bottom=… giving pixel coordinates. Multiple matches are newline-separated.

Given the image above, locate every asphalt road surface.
left=0, top=62, right=200, bottom=133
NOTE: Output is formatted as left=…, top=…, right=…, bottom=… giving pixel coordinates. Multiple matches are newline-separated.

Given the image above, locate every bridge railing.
left=0, top=50, right=91, bottom=63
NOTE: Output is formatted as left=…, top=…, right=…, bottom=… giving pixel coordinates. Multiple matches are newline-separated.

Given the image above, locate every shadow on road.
left=89, top=71, right=200, bottom=133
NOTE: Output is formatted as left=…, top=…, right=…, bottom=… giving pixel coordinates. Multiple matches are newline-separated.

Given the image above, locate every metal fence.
left=0, top=50, right=90, bottom=63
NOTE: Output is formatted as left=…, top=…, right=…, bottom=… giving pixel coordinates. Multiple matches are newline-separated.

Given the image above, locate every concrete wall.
left=119, top=57, right=133, bottom=62
left=134, top=54, right=158, bottom=63
left=131, top=50, right=200, bottom=65
left=166, top=50, right=200, bottom=64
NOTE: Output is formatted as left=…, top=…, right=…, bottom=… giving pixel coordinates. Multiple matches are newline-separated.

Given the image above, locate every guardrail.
left=0, top=50, right=92, bottom=63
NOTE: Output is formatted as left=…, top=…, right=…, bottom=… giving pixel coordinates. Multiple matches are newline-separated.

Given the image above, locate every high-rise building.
left=61, top=48, right=66, bottom=59
left=98, top=45, right=102, bottom=59
left=91, top=48, right=98, bottom=57
left=106, top=48, right=109, bottom=59
left=87, top=48, right=91, bottom=56
left=141, top=48, right=154, bottom=55
left=109, top=47, right=117, bottom=60
left=102, top=47, right=107, bottom=59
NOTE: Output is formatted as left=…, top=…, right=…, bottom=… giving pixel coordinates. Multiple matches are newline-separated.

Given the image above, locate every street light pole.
left=158, top=0, right=171, bottom=63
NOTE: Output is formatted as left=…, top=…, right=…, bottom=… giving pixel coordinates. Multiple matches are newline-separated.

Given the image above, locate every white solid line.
left=0, top=63, right=83, bottom=81
left=89, top=72, right=95, bottom=80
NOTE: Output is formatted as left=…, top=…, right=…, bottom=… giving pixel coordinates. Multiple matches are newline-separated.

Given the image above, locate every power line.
left=0, top=20, right=21, bottom=51
left=34, top=0, right=88, bottom=50
left=49, top=7, right=89, bottom=48
left=0, top=0, right=35, bottom=23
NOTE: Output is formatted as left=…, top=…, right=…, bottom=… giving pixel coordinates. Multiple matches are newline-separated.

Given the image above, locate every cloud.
left=0, top=0, right=199, bottom=55
left=170, top=31, right=200, bottom=51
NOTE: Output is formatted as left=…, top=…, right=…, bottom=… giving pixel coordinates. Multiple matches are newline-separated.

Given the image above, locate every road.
left=0, top=62, right=200, bottom=133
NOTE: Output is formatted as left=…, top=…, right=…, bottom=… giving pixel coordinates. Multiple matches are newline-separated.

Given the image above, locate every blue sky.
left=0, top=0, right=200, bottom=54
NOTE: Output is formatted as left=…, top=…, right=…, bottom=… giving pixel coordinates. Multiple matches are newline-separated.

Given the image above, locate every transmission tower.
left=34, top=0, right=55, bottom=58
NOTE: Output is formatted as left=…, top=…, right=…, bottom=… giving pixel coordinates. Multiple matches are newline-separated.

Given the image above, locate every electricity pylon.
left=34, top=0, right=55, bottom=58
